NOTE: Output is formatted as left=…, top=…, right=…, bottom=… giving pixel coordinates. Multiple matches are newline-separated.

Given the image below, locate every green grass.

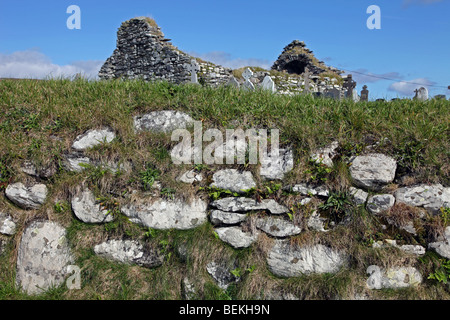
left=0, top=78, right=449, bottom=300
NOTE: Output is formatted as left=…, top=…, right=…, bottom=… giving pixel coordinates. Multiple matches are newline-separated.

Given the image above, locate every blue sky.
left=0, top=0, right=449, bottom=99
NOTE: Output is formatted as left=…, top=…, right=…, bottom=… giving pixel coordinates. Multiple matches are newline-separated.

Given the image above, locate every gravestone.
left=261, top=75, right=276, bottom=93
left=361, top=85, right=369, bottom=101
left=303, top=67, right=311, bottom=94
left=242, top=68, right=255, bottom=91
left=414, top=87, right=428, bottom=101
left=343, top=75, right=356, bottom=99
left=187, top=59, right=200, bottom=84
left=352, top=89, right=360, bottom=102
left=324, top=87, right=340, bottom=100
left=227, top=76, right=240, bottom=88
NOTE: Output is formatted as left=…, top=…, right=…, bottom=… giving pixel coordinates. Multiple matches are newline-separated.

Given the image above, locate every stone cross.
left=360, top=85, right=369, bottom=101
left=343, top=74, right=356, bottom=98
left=187, top=59, right=200, bottom=84
left=242, top=68, right=255, bottom=91
left=261, top=75, right=276, bottom=93
left=303, top=67, right=311, bottom=94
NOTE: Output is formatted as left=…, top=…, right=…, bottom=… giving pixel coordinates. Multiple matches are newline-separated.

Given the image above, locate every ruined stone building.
left=99, top=17, right=352, bottom=98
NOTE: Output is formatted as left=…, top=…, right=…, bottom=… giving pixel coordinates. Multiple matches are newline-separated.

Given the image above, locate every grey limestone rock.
left=206, top=260, right=239, bottom=290
left=134, top=110, right=194, bottom=133
left=72, top=128, right=116, bottom=151
left=286, top=183, right=329, bottom=197
left=349, top=153, right=397, bottom=191
left=121, top=197, right=207, bottom=230
left=366, top=265, right=422, bottom=289
left=210, top=169, right=256, bottom=194
left=176, top=169, right=203, bottom=184
left=214, top=226, right=258, bottom=249
left=209, top=210, right=247, bottom=226
left=349, top=187, right=368, bottom=205
left=62, top=152, right=91, bottom=172
left=366, top=194, right=395, bottom=214
left=0, top=212, right=16, bottom=235
left=267, top=240, right=347, bottom=277
left=210, top=197, right=288, bottom=214
left=255, top=216, right=302, bottom=238
left=16, top=221, right=74, bottom=295
left=71, top=188, right=114, bottom=223
left=260, top=148, right=294, bottom=180
left=310, top=141, right=339, bottom=168
left=5, top=182, right=48, bottom=210
left=428, top=226, right=450, bottom=259
left=94, top=239, right=163, bottom=268
left=395, top=184, right=450, bottom=214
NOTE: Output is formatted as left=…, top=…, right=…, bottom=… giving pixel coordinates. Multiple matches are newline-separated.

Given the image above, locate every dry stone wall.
left=1, top=109, right=449, bottom=298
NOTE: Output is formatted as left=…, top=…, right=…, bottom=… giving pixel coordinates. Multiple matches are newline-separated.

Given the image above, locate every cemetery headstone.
left=187, top=59, right=200, bottom=84
left=227, top=76, right=240, bottom=88
left=343, top=74, right=356, bottom=99
left=324, top=87, right=340, bottom=100
left=414, top=87, right=428, bottom=101
left=361, top=85, right=369, bottom=101
left=303, top=67, right=311, bottom=94
left=242, top=68, right=255, bottom=91
left=261, top=75, right=276, bottom=93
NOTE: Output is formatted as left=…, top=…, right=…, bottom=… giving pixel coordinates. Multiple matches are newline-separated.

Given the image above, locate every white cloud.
left=388, top=78, right=436, bottom=96
left=189, top=51, right=271, bottom=70
left=0, top=49, right=103, bottom=79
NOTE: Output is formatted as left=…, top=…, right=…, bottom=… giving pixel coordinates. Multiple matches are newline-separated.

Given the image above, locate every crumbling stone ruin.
left=99, top=17, right=354, bottom=99
left=271, top=40, right=342, bottom=76
left=99, top=17, right=233, bottom=86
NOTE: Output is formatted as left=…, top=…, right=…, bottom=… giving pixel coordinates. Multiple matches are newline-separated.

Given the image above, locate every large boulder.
left=267, top=240, right=347, bottom=277
left=72, top=128, right=116, bottom=151
left=94, top=239, right=163, bottom=268
left=16, top=221, right=74, bottom=295
left=210, top=197, right=288, bottom=214
left=349, top=153, right=397, bottom=191
left=395, top=184, right=450, bottom=214
left=71, top=188, right=114, bottom=223
left=5, top=182, right=48, bottom=210
left=210, top=169, right=256, bottom=193
left=121, top=197, right=207, bottom=230
left=134, top=110, right=194, bottom=133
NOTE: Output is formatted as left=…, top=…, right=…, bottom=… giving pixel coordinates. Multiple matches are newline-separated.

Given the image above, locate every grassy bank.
left=0, top=78, right=449, bottom=300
